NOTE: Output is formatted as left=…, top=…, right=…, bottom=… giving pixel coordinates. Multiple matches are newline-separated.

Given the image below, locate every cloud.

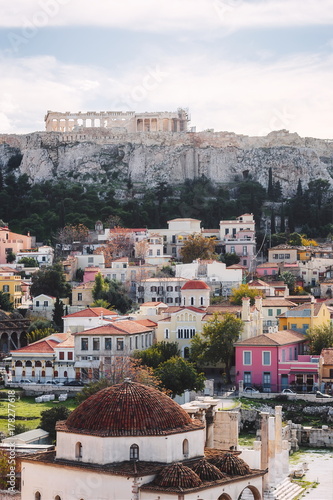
left=1, top=0, right=333, bottom=33
left=0, top=49, right=332, bottom=138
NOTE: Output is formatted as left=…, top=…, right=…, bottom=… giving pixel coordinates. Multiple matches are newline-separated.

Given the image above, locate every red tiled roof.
left=181, top=280, right=210, bottom=290
left=235, top=330, right=306, bottom=346
left=74, top=320, right=152, bottom=336
left=63, top=307, right=117, bottom=318
left=135, top=319, right=158, bottom=328
left=11, top=339, right=58, bottom=354
left=61, top=380, right=204, bottom=437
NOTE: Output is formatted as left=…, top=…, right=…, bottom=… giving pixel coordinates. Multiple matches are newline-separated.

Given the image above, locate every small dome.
left=181, top=280, right=210, bottom=290
left=213, top=452, right=251, bottom=476
left=191, top=458, right=227, bottom=481
left=154, top=462, right=202, bottom=489
left=64, top=380, right=203, bottom=437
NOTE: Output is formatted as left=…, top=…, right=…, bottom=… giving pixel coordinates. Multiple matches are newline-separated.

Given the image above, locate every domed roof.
left=181, top=280, right=210, bottom=290
left=154, top=462, right=202, bottom=489
left=64, top=380, right=204, bottom=437
left=213, top=452, right=251, bottom=476
left=191, top=458, right=227, bottom=481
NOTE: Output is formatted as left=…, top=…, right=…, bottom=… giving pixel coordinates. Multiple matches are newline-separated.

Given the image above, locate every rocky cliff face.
left=0, top=129, right=332, bottom=196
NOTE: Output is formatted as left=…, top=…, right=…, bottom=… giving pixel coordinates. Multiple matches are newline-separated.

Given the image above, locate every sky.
left=0, top=0, right=333, bottom=138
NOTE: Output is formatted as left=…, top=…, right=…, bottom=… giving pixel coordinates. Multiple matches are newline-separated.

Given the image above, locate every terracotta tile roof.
left=61, top=381, right=204, bottom=437
left=153, top=462, right=202, bottom=489
left=212, top=452, right=251, bottom=476
left=134, top=319, right=158, bottom=328
left=111, top=257, right=129, bottom=262
left=262, top=298, right=297, bottom=307
left=163, top=306, right=206, bottom=314
left=181, top=280, right=210, bottom=290
left=63, top=307, right=117, bottom=318
left=256, top=262, right=279, bottom=268
left=235, top=330, right=306, bottom=346
left=55, top=335, right=75, bottom=348
left=227, top=264, right=247, bottom=269
left=74, top=320, right=152, bottom=336
left=11, top=338, right=58, bottom=354
left=140, top=301, right=167, bottom=307
left=278, top=301, right=323, bottom=317
left=192, top=458, right=226, bottom=481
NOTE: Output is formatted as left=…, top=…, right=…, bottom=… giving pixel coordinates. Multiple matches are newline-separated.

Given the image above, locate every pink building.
left=0, top=227, right=33, bottom=265
left=83, top=266, right=100, bottom=283
left=256, top=262, right=279, bottom=277
left=235, top=330, right=319, bottom=392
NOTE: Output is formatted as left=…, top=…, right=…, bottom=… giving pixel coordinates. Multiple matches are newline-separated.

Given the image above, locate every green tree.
left=27, top=328, right=56, bottom=344
left=190, top=313, right=243, bottom=383
left=219, top=253, right=240, bottom=267
left=6, top=251, right=15, bottom=263
left=180, top=234, right=216, bottom=263
left=288, top=232, right=302, bottom=246
left=270, top=209, right=276, bottom=234
left=155, top=357, right=205, bottom=397
left=90, top=299, right=112, bottom=309
left=281, top=271, right=296, bottom=294
left=135, top=341, right=180, bottom=369
left=30, top=262, right=71, bottom=298
left=52, top=297, right=64, bottom=331
left=92, top=273, right=109, bottom=301
left=105, top=280, right=132, bottom=314
left=0, top=291, right=13, bottom=311
left=306, top=324, right=333, bottom=354
left=230, top=284, right=263, bottom=306
left=267, top=167, right=274, bottom=199
left=39, top=406, right=71, bottom=441
left=18, top=256, right=39, bottom=267
left=27, top=318, right=53, bottom=333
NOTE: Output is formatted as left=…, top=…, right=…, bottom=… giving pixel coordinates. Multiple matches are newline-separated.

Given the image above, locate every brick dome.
left=64, top=380, right=203, bottom=437
left=212, top=452, right=251, bottom=476
left=191, top=458, right=227, bottom=481
left=154, top=462, right=202, bottom=489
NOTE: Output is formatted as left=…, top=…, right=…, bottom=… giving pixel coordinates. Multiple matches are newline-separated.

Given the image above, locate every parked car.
left=243, top=387, right=259, bottom=393
left=63, top=380, right=84, bottom=386
left=281, top=388, right=296, bottom=394
left=20, top=378, right=33, bottom=384
left=316, top=391, right=331, bottom=399
left=45, top=380, right=63, bottom=386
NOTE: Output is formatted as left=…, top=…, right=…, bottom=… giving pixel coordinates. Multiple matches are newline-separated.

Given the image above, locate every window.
left=105, top=338, right=112, bottom=350
left=277, top=308, right=281, bottom=316
left=150, top=286, right=157, bottom=292
left=263, top=351, right=271, bottom=365
left=35, top=493, right=41, bottom=500
left=244, top=371, right=251, bottom=385
left=93, top=338, right=100, bottom=351
left=243, top=351, right=252, bottom=365
left=182, top=438, right=189, bottom=457
left=130, top=444, right=139, bottom=460
left=88, top=256, right=93, bottom=263
left=273, top=254, right=278, bottom=259
left=282, top=350, right=286, bottom=362
left=177, top=329, right=183, bottom=339
left=242, top=246, right=247, bottom=256
left=157, top=249, right=161, bottom=256
left=190, top=297, right=194, bottom=305
left=59, top=351, right=64, bottom=360
left=230, top=246, right=235, bottom=253
left=55, top=496, right=62, bottom=500
left=45, top=360, right=52, bottom=367
left=141, top=335, right=144, bottom=348
left=268, top=309, right=273, bottom=317
left=117, top=338, right=124, bottom=351
left=67, top=352, right=73, bottom=360
left=75, top=442, right=82, bottom=459
left=81, top=338, right=88, bottom=351
left=77, top=293, right=82, bottom=301
left=149, top=249, right=153, bottom=256
left=135, top=336, right=138, bottom=349
left=167, top=286, right=173, bottom=292
left=284, top=254, right=290, bottom=259
left=3, top=285, right=9, bottom=292
left=121, top=274, right=125, bottom=282
left=166, top=297, right=173, bottom=303
left=165, top=329, right=169, bottom=339
left=44, top=301, right=48, bottom=307
left=263, top=372, right=271, bottom=390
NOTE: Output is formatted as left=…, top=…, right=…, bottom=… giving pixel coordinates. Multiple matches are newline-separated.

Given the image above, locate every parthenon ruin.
left=44, top=109, right=190, bottom=133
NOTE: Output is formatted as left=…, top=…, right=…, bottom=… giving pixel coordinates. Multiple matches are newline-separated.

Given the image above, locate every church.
left=21, top=380, right=266, bottom=499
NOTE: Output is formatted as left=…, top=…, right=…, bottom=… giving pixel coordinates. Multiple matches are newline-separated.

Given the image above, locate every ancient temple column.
left=274, top=406, right=283, bottom=482
left=268, top=415, right=276, bottom=486
left=282, top=440, right=290, bottom=475
left=260, top=412, right=269, bottom=491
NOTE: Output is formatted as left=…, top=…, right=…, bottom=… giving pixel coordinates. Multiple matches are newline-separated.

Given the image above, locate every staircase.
left=264, top=478, right=304, bottom=500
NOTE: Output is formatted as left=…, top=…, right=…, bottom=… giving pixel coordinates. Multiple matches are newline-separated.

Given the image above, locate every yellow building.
left=0, top=275, right=22, bottom=308
left=278, top=300, right=330, bottom=334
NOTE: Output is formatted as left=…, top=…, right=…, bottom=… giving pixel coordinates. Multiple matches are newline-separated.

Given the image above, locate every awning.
left=74, top=361, right=100, bottom=369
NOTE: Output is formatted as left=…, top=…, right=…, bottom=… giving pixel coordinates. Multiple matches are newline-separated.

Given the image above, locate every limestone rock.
left=0, top=129, right=332, bottom=196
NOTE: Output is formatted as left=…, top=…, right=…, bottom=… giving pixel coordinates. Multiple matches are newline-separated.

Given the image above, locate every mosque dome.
left=64, top=380, right=203, bottom=437
left=191, top=458, right=227, bottom=481
left=154, top=462, right=202, bottom=489
left=212, top=452, right=251, bottom=476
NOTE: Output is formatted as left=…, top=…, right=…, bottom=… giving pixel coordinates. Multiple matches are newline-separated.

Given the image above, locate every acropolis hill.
left=0, top=109, right=333, bottom=196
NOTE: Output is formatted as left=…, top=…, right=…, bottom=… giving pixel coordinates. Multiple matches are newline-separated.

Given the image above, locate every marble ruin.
left=44, top=108, right=189, bottom=133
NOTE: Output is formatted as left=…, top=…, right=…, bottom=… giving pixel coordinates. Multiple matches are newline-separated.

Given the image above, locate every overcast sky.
left=1, top=0, right=333, bottom=138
